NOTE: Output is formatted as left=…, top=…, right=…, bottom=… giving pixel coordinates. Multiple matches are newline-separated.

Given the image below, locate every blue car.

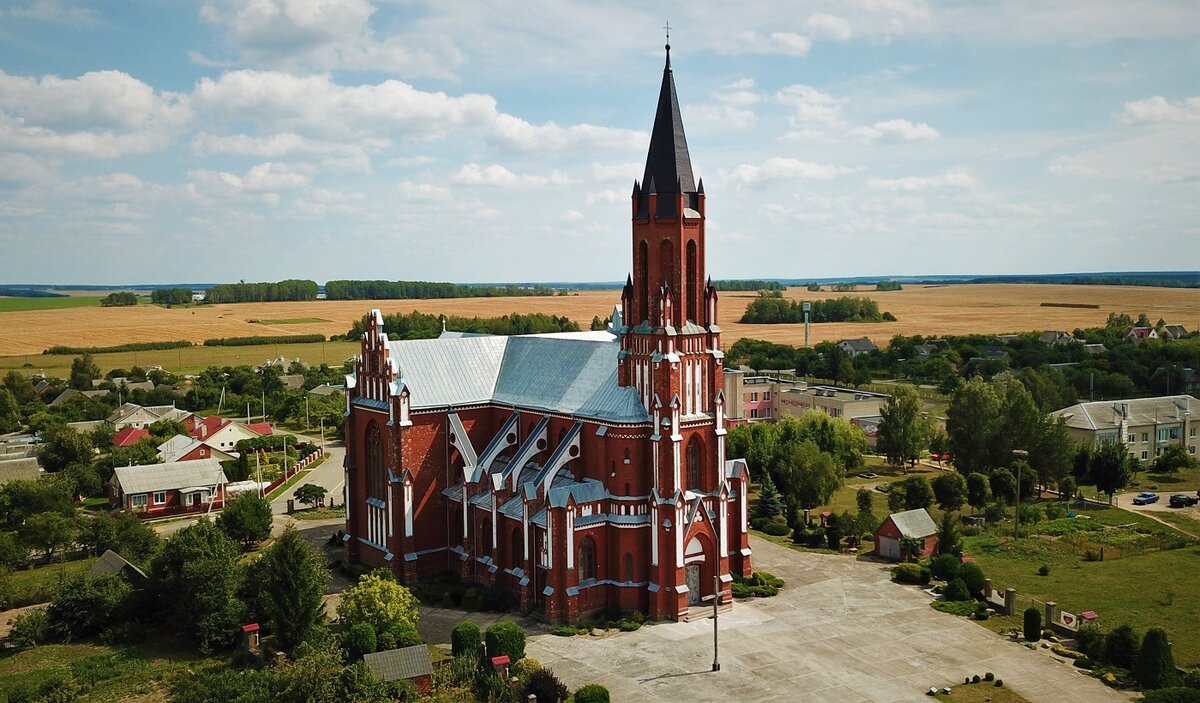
left=1132, top=492, right=1160, bottom=505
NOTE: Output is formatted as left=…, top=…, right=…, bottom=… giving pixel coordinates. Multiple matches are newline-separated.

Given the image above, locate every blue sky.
left=0, top=0, right=1197, bottom=285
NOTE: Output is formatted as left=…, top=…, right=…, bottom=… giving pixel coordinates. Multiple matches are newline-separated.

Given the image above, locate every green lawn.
left=0, top=339, right=359, bottom=375
left=0, top=296, right=103, bottom=312
left=934, top=683, right=1031, bottom=703
left=963, top=525, right=1200, bottom=668
left=5, top=557, right=97, bottom=606
left=291, top=506, right=346, bottom=521
left=0, top=636, right=224, bottom=702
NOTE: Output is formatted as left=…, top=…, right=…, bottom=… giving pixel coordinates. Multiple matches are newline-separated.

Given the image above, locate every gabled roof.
left=87, top=549, right=148, bottom=586
left=886, top=508, right=937, bottom=538
left=190, top=415, right=230, bottom=439
left=112, top=427, right=150, bottom=447
left=112, top=458, right=226, bottom=495
left=1051, top=395, right=1197, bottom=430
left=363, top=645, right=432, bottom=682
left=838, top=337, right=877, bottom=352
left=244, top=422, right=272, bottom=436
left=383, top=334, right=648, bottom=423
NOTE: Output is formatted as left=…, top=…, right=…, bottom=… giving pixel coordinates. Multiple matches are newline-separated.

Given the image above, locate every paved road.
left=527, top=535, right=1134, bottom=703
left=269, top=434, right=345, bottom=515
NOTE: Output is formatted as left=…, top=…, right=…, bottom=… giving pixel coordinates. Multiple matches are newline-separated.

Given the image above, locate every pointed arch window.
left=367, top=422, right=385, bottom=500
left=686, top=239, right=697, bottom=322
left=686, top=436, right=702, bottom=492
left=638, top=240, right=649, bottom=323
left=578, top=536, right=596, bottom=582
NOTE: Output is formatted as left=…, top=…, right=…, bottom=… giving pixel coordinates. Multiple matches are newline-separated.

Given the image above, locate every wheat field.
left=0, top=284, right=1197, bottom=363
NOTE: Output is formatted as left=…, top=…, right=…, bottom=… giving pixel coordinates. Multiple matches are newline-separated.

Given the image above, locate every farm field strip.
left=0, top=340, right=360, bottom=375
left=0, top=296, right=103, bottom=312
left=0, top=283, right=1196, bottom=358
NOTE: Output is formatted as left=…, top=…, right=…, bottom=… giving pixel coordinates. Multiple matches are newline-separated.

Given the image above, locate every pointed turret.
left=637, top=43, right=697, bottom=218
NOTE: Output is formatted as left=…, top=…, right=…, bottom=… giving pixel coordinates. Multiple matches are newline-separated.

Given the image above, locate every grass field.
left=0, top=296, right=103, bottom=313
left=935, top=684, right=1031, bottom=703
left=0, top=283, right=1196, bottom=358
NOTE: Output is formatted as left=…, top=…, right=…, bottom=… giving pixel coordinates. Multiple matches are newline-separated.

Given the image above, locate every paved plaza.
left=526, top=536, right=1133, bottom=702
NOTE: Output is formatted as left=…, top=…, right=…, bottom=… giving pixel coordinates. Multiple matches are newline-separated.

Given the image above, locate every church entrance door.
left=685, top=564, right=701, bottom=605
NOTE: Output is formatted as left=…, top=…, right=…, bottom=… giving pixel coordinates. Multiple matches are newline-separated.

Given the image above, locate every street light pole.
left=712, top=573, right=721, bottom=672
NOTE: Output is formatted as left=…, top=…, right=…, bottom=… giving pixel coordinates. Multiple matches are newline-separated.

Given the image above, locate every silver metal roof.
left=112, top=458, right=227, bottom=495
left=887, top=508, right=937, bottom=538
left=1052, top=394, right=1197, bottom=431
left=386, top=334, right=648, bottom=423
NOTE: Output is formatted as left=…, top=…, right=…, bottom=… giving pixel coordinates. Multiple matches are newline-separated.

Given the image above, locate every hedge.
left=451, top=621, right=481, bottom=657
left=203, top=334, right=325, bottom=347
left=44, top=340, right=193, bottom=355
left=574, top=684, right=611, bottom=703
left=484, top=621, right=526, bottom=663
left=892, top=563, right=930, bottom=584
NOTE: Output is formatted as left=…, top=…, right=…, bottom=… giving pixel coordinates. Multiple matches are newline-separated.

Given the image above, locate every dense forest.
left=739, top=291, right=893, bottom=324
left=203, top=279, right=318, bottom=303
left=343, top=311, right=579, bottom=341
left=324, top=280, right=558, bottom=300
left=712, top=280, right=785, bottom=291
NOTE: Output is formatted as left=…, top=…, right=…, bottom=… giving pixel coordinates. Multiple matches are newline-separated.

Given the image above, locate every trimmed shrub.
left=994, top=679, right=1004, bottom=687
left=761, top=521, right=790, bottom=537
left=1075, top=656, right=1094, bottom=669
left=973, top=602, right=991, bottom=620
left=929, top=554, right=960, bottom=582
left=574, top=684, right=611, bottom=703
left=972, top=674, right=981, bottom=683
left=984, top=672, right=994, bottom=681
left=1105, top=624, right=1140, bottom=668
left=892, top=563, right=929, bottom=585
left=1024, top=607, right=1042, bottom=642
left=958, top=562, right=986, bottom=597
left=943, top=578, right=970, bottom=602
left=485, top=620, right=526, bottom=663
left=1076, top=622, right=1103, bottom=653
left=1134, top=627, right=1182, bottom=690
left=512, top=657, right=543, bottom=686
left=343, top=622, right=377, bottom=660
left=451, top=620, right=481, bottom=657
left=805, top=529, right=824, bottom=548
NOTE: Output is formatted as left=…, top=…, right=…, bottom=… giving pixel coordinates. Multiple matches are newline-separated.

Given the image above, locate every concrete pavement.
left=269, top=435, right=345, bottom=514
left=526, top=535, right=1134, bottom=703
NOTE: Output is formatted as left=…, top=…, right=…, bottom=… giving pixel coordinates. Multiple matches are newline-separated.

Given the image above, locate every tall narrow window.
left=367, top=422, right=384, bottom=499
left=578, top=536, right=597, bottom=581
left=480, top=518, right=492, bottom=558
left=638, top=240, right=649, bottom=323
left=659, top=239, right=674, bottom=319
left=624, top=553, right=634, bottom=582
left=686, top=437, right=702, bottom=491
left=511, top=527, right=523, bottom=565
left=686, top=239, right=697, bottom=322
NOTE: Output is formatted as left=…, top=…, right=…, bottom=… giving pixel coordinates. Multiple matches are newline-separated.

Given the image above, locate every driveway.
left=270, top=436, right=345, bottom=514
left=527, top=536, right=1133, bottom=703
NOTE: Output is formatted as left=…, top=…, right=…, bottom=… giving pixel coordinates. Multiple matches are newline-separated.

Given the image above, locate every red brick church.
left=343, top=45, right=751, bottom=623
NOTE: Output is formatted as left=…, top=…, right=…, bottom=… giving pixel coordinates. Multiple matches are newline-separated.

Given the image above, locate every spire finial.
left=663, top=20, right=672, bottom=67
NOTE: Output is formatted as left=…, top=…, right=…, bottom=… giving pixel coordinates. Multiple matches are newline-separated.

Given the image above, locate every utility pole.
left=706, top=573, right=731, bottom=672
left=1012, top=448, right=1028, bottom=539
left=305, top=394, right=310, bottom=430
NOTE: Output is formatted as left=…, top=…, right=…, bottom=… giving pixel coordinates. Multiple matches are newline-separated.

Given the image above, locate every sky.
left=0, top=0, right=1198, bottom=285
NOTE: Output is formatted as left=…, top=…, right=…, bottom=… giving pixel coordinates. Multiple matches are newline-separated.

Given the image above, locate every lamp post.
left=703, top=573, right=732, bottom=672
left=1012, top=448, right=1029, bottom=539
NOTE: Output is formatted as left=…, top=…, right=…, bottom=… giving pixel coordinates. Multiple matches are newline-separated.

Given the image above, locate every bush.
left=1075, top=656, right=1094, bottom=669
left=750, top=516, right=770, bottom=532
left=943, top=578, right=971, bottom=602
left=929, top=554, right=960, bottom=582
left=8, top=607, right=47, bottom=648
left=958, top=562, right=986, bottom=597
left=760, top=521, right=790, bottom=537
left=525, top=667, right=568, bottom=703
left=1024, top=607, right=1042, bottom=642
left=1105, top=624, right=1140, bottom=668
left=1038, top=564, right=1051, bottom=576
left=451, top=620, right=481, bottom=657
left=550, top=625, right=583, bottom=637
left=618, top=618, right=641, bottom=632
left=1076, top=622, right=1103, bottom=653
left=972, top=674, right=981, bottom=683
left=1143, top=689, right=1200, bottom=703
left=892, top=563, right=930, bottom=584
left=512, top=657, right=543, bottom=686
left=46, top=575, right=133, bottom=642
left=343, top=623, right=377, bottom=660
left=1182, top=668, right=1200, bottom=689
left=574, top=684, right=611, bottom=703
left=485, top=620, right=526, bottom=663
left=994, top=679, right=1004, bottom=687
left=1134, top=627, right=1182, bottom=690
left=974, top=602, right=991, bottom=620
left=1044, top=503, right=1066, bottom=520
left=984, top=672, right=994, bottom=681
left=461, top=587, right=482, bottom=611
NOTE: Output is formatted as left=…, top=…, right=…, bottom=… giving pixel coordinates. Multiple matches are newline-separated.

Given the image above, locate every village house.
left=1038, top=330, right=1075, bottom=346
left=111, top=426, right=150, bottom=448
left=188, top=416, right=271, bottom=453
left=157, top=434, right=239, bottom=463
left=107, top=458, right=227, bottom=517
left=106, top=403, right=191, bottom=431
left=837, top=337, right=878, bottom=357
left=1051, top=395, right=1199, bottom=462
left=1125, top=326, right=1157, bottom=342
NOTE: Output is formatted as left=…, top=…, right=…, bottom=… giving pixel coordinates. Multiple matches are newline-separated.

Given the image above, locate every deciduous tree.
left=150, top=519, right=245, bottom=653
left=1091, top=441, right=1134, bottom=502
left=877, top=384, right=931, bottom=470
left=337, top=570, right=420, bottom=634
left=69, top=353, right=101, bottom=391
left=966, top=473, right=992, bottom=513
left=932, top=472, right=967, bottom=512
left=294, top=483, right=328, bottom=508
left=20, top=512, right=76, bottom=561
left=36, top=426, right=94, bottom=473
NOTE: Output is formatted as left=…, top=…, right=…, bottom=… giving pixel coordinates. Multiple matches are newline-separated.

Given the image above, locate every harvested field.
left=0, top=284, right=1196, bottom=361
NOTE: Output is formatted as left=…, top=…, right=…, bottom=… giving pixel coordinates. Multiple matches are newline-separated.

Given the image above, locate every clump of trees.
left=100, top=292, right=138, bottom=307
left=325, top=279, right=557, bottom=300
left=739, top=291, right=891, bottom=324
left=712, top=279, right=785, bottom=291
left=344, top=310, right=579, bottom=341
left=204, top=279, right=318, bottom=303
left=150, top=287, right=193, bottom=305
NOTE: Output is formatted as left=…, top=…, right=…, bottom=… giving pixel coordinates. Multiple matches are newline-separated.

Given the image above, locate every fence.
left=260, top=447, right=324, bottom=496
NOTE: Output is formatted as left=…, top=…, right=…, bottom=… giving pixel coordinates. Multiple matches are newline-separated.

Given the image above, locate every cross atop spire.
left=663, top=21, right=672, bottom=67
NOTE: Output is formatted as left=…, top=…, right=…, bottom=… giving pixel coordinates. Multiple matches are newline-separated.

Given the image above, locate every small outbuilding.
left=874, top=508, right=938, bottom=562
left=363, top=645, right=433, bottom=694
left=86, top=549, right=148, bottom=588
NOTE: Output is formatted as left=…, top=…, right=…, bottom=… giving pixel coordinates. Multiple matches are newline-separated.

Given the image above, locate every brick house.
left=156, top=434, right=239, bottom=463
left=341, top=46, right=750, bottom=625
left=875, top=508, right=938, bottom=562
left=107, top=458, right=227, bottom=517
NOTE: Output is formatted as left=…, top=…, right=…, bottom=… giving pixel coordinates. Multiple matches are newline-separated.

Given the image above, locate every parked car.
left=874, top=484, right=891, bottom=494
left=858, top=472, right=878, bottom=479
left=1169, top=494, right=1199, bottom=508
left=1132, top=492, right=1160, bottom=505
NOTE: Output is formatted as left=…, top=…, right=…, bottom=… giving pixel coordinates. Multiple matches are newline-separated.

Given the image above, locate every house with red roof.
left=111, top=427, right=150, bottom=448
left=189, top=417, right=269, bottom=453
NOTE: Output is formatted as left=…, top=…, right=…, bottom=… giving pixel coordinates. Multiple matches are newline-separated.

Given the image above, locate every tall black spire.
left=640, top=43, right=696, bottom=208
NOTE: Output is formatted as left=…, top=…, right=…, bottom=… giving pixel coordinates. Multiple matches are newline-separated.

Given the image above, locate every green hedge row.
left=203, top=334, right=325, bottom=347
left=44, top=340, right=193, bottom=355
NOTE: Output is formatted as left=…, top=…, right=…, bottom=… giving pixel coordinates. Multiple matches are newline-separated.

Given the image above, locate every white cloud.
left=2, top=0, right=98, bottom=25
left=848, top=118, right=941, bottom=143
left=292, top=186, right=365, bottom=217
left=398, top=180, right=449, bottom=199
left=724, top=30, right=812, bottom=57
left=453, top=163, right=570, bottom=187
left=243, top=162, right=312, bottom=190
left=1120, top=96, right=1200, bottom=124
left=806, top=13, right=854, bottom=40
left=586, top=189, right=623, bottom=205
left=867, top=170, right=975, bottom=191
left=0, top=153, right=57, bottom=188
left=1047, top=157, right=1099, bottom=176
left=560, top=209, right=584, bottom=222
left=192, top=131, right=387, bottom=157
left=591, top=162, right=641, bottom=181
left=199, top=0, right=462, bottom=77
left=776, top=84, right=848, bottom=132
left=729, top=158, right=849, bottom=186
